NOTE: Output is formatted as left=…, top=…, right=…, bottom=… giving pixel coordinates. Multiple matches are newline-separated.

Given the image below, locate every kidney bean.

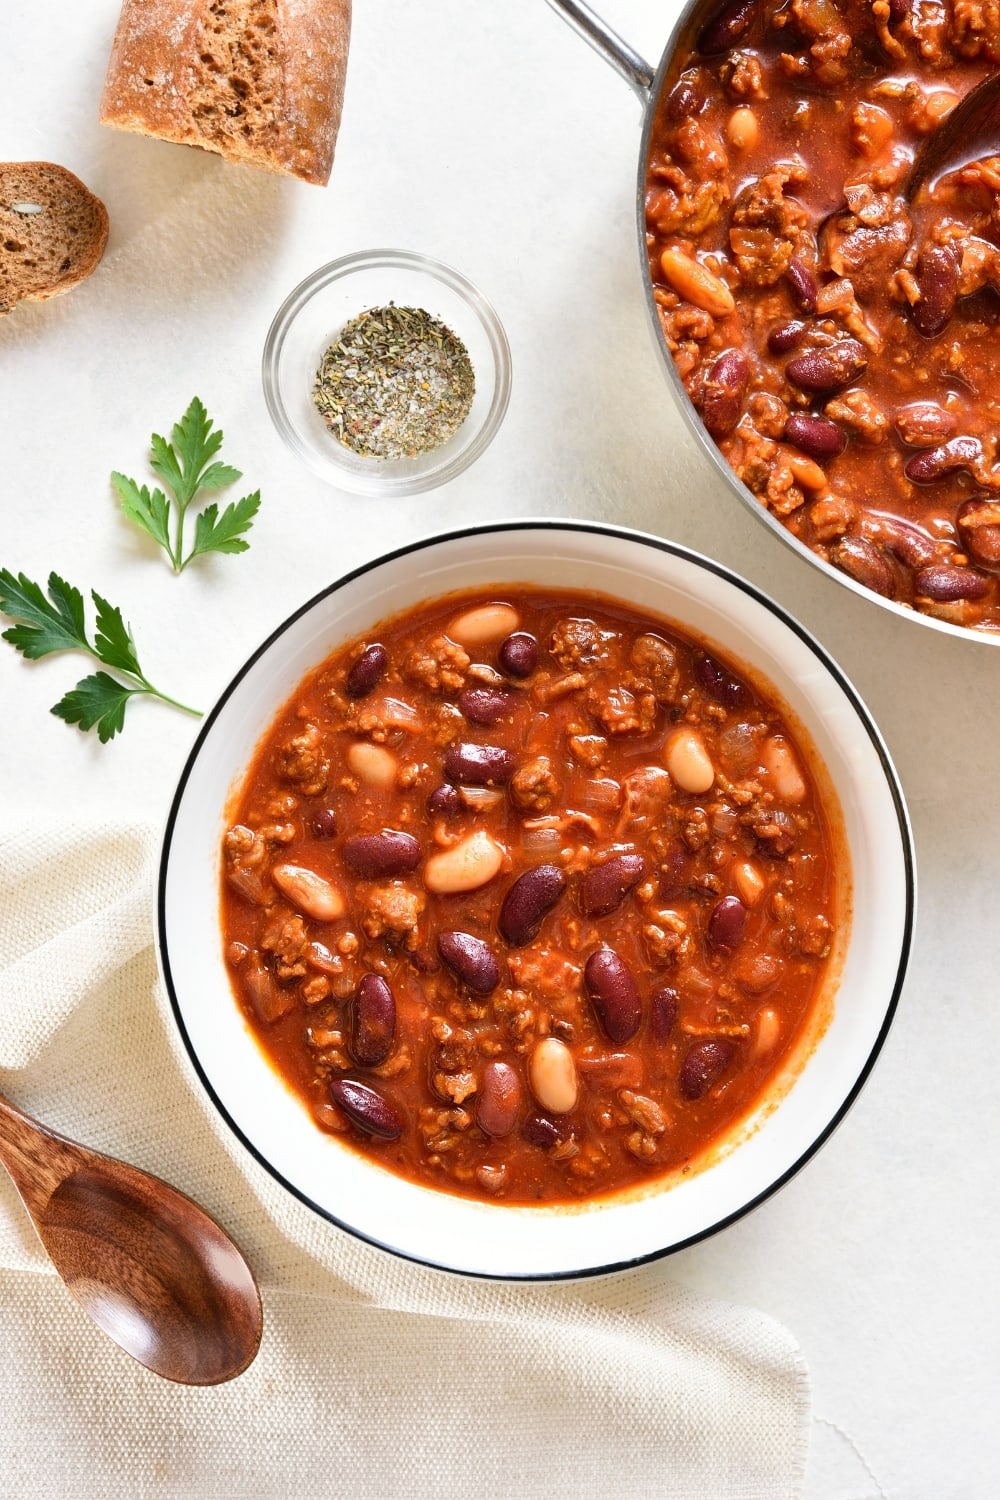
left=700, top=348, right=750, bottom=438
left=905, top=436, right=982, bottom=483
left=888, top=0, right=909, bottom=19
left=650, top=985, right=679, bottom=1041
left=426, top=783, right=462, bottom=818
left=579, top=853, right=648, bottom=919
left=310, top=808, right=338, bottom=839
left=784, top=411, right=846, bottom=461
left=658, top=839, right=691, bottom=900
left=786, top=339, right=868, bottom=394
left=576, top=1051, right=643, bottom=1090
left=444, top=742, right=516, bottom=786
left=693, top=650, right=752, bottom=708
left=911, top=244, right=959, bottom=339
left=345, top=643, right=388, bottom=698
left=328, top=1078, right=404, bottom=1139
left=707, top=895, right=748, bottom=954
left=350, top=974, right=396, bottom=1067
left=499, top=864, right=567, bottom=945
left=893, top=401, right=957, bottom=449
left=785, top=258, right=818, bottom=313
left=678, top=1039, right=736, bottom=1101
left=767, top=320, right=808, bottom=355
left=698, top=0, right=756, bottom=55
left=914, top=565, right=990, bottom=602
left=458, top=684, right=518, bottom=725
left=583, top=948, right=642, bottom=1044
left=521, top=1112, right=567, bottom=1149
left=498, top=631, right=538, bottom=678
left=437, top=930, right=501, bottom=995
left=477, top=1061, right=522, bottom=1138
left=956, top=497, right=1000, bottom=568
left=871, top=515, right=939, bottom=570
left=829, top=535, right=896, bottom=597
left=663, top=66, right=711, bottom=119
left=341, top=829, right=422, bottom=877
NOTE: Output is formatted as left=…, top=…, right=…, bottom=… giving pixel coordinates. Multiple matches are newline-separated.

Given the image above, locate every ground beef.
left=549, top=618, right=618, bottom=672
left=729, top=169, right=810, bottom=286
left=359, top=883, right=426, bottom=947
left=510, top=756, right=560, bottom=813
left=260, top=912, right=309, bottom=980
left=274, top=723, right=329, bottom=796
left=403, top=635, right=470, bottom=695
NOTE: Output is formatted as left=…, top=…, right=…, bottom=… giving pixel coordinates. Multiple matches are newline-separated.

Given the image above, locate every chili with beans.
left=646, top=0, right=1000, bottom=632
left=221, top=589, right=844, bottom=1205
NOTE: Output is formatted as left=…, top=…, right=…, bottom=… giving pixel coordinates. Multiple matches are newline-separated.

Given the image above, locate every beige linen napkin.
left=0, top=819, right=810, bottom=1499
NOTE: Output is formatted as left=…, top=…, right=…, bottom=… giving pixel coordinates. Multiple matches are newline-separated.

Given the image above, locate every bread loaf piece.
left=1, top=162, right=109, bottom=315
left=100, top=0, right=352, bottom=186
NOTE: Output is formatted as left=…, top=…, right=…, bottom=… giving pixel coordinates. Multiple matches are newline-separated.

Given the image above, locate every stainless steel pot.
left=544, top=0, right=998, bottom=645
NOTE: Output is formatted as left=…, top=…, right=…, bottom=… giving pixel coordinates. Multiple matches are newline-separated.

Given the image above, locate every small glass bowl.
left=262, top=249, right=512, bottom=497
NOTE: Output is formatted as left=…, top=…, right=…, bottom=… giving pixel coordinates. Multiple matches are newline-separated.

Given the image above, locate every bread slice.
left=100, top=0, right=352, bottom=186
left=1, top=162, right=109, bottom=315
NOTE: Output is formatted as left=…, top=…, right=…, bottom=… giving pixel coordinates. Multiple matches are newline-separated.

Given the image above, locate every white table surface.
left=3, top=1, right=999, bottom=1495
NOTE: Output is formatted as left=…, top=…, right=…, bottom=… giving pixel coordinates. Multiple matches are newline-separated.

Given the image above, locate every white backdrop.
left=2, top=1, right=999, bottom=1494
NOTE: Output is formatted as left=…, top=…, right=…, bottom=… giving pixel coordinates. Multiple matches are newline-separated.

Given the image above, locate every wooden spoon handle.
left=0, top=1091, right=90, bottom=1217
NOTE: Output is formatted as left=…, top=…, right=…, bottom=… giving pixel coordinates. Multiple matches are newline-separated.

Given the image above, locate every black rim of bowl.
left=157, top=518, right=916, bottom=1281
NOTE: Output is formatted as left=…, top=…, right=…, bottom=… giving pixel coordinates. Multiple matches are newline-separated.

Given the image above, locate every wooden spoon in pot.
left=0, top=1090, right=262, bottom=1384
left=907, top=72, right=1000, bottom=200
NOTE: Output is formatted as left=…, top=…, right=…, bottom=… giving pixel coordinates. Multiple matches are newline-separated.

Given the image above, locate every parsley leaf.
left=52, top=672, right=138, bottom=744
left=189, top=490, right=261, bottom=562
left=91, top=590, right=143, bottom=679
left=0, top=569, right=87, bottom=657
left=111, top=474, right=172, bottom=554
left=0, top=568, right=200, bottom=742
left=115, top=397, right=260, bottom=572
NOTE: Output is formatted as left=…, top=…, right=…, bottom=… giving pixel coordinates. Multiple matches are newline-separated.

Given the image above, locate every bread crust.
left=99, top=0, right=352, bottom=186
left=0, top=161, right=109, bottom=314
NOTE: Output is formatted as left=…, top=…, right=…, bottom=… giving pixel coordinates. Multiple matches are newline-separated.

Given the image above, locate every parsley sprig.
left=112, top=396, right=261, bottom=572
left=0, top=569, right=200, bottom=742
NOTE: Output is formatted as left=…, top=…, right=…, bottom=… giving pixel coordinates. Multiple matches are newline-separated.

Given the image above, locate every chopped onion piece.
left=459, top=786, right=505, bottom=811
left=521, top=826, right=563, bottom=855
left=712, top=803, right=738, bottom=838
left=375, top=697, right=423, bottom=729
left=578, top=777, right=622, bottom=812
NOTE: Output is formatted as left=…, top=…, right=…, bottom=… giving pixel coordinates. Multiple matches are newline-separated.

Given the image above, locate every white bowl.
left=157, top=521, right=914, bottom=1280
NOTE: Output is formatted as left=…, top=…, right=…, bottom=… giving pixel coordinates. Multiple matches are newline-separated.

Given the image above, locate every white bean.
left=424, top=829, right=504, bottom=894
left=347, top=740, right=398, bottom=788
left=665, top=728, right=715, bottom=794
left=752, top=1006, right=782, bottom=1058
left=447, top=602, right=520, bottom=646
left=733, top=860, right=765, bottom=907
left=528, top=1037, right=578, bottom=1114
left=761, top=735, right=807, bottom=803
left=272, top=863, right=345, bottom=922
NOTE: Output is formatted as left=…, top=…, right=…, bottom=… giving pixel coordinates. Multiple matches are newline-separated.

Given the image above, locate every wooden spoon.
left=907, top=72, right=1000, bottom=200
left=0, top=1090, right=262, bottom=1384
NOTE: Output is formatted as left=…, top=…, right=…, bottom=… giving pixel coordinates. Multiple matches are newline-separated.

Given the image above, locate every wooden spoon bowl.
left=907, top=71, right=1000, bottom=200
left=0, top=1091, right=262, bottom=1385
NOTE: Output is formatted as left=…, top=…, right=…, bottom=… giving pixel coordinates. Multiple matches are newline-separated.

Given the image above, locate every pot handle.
left=543, top=0, right=655, bottom=106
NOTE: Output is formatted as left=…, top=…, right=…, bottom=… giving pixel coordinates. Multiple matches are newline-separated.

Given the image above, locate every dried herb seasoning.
left=313, top=303, right=476, bottom=461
